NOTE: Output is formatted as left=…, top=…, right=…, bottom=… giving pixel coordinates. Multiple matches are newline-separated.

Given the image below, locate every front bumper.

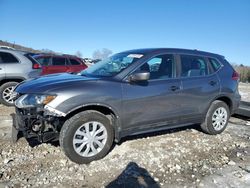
left=13, top=107, right=61, bottom=142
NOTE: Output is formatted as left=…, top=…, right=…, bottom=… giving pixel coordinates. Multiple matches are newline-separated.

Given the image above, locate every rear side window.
left=69, top=58, right=81, bottom=65
left=36, top=57, right=50, bottom=66
left=52, top=57, right=66, bottom=65
left=180, top=55, right=208, bottom=77
left=0, top=52, right=19, bottom=63
left=208, top=58, right=221, bottom=72
left=24, top=54, right=41, bottom=65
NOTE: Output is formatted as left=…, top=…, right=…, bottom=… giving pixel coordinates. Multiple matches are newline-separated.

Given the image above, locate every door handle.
left=209, top=81, right=217, bottom=86
left=170, top=85, right=179, bottom=91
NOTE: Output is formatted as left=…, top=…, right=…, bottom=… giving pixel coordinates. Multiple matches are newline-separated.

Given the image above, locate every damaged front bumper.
left=12, top=106, right=65, bottom=143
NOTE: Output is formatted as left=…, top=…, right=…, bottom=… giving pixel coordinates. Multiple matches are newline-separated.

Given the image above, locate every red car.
left=33, top=54, right=87, bottom=75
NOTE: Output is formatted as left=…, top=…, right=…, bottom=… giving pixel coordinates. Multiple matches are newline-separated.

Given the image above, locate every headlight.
left=15, top=94, right=56, bottom=108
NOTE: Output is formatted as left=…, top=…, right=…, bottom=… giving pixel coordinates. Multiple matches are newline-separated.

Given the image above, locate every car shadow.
left=26, top=138, right=60, bottom=147
left=25, top=124, right=202, bottom=149
left=118, top=124, right=201, bottom=145
left=231, top=114, right=250, bottom=122
left=106, top=162, right=160, bottom=188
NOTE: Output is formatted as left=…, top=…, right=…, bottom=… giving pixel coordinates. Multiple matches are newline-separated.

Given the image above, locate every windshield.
left=81, top=53, right=143, bottom=77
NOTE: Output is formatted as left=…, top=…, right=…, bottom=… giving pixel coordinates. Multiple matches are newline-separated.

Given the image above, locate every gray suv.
left=13, top=48, right=241, bottom=164
left=0, top=49, right=41, bottom=106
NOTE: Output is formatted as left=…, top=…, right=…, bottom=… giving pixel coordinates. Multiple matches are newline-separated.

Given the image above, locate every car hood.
left=15, top=73, right=99, bottom=94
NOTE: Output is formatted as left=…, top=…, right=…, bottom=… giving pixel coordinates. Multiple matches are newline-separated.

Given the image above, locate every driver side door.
left=121, top=54, right=182, bottom=134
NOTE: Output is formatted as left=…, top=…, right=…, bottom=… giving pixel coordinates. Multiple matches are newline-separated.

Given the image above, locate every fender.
left=65, top=102, right=122, bottom=142
left=0, top=77, right=26, bottom=85
left=204, top=94, right=233, bottom=116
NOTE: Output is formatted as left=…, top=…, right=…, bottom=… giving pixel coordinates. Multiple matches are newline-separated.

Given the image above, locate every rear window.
left=24, top=54, right=41, bottom=65
left=69, top=58, right=81, bottom=65
left=208, top=58, right=222, bottom=72
left=180, top=55, right=208, bottom=77
left=35, top=57, right=50, bottom=66
left=0, top=52, right=19, bottom=63
left=52, top=57, right=66, bottom=65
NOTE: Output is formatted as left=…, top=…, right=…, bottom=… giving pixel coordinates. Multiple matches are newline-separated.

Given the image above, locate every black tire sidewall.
left=206, top=101, right=230, bottom=134
left=0, top=82, right=18, bottom=106
left=60, top=111, right=114, bottom=164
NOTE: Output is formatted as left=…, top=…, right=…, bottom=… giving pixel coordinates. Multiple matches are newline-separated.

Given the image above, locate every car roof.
left=0, top=48, right=28, bottom=55
left=33, top=54, right=79, bottom=59
left=120, top=48, right=224, bottom=59
left=0, top=46, right=15, bottom=50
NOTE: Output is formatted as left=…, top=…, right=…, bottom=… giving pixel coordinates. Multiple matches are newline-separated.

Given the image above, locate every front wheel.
left=59, top=110, right=114, bottom=164
left=201, top=100, right=230, bottom=135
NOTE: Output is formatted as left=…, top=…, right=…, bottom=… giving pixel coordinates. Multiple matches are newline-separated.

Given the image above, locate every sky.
left=0, top=0, right=250, bottom=65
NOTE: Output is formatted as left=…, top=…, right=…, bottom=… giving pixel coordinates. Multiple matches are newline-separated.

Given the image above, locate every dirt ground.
left=0, top=84, right=250, bottom=188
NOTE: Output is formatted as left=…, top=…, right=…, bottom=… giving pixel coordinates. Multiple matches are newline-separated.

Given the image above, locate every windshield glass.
left=81, top=53, right=143, bottom=77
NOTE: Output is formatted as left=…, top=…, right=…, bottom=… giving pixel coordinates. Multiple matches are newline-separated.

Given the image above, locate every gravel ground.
left=0, top=84, right=250, bottom=187
left=239, top=83, right=250, bottom=102
left=0, top=115, right=249, bottom=187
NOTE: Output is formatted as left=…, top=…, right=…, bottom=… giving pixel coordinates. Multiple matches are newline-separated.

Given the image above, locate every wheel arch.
left=0, top=78, right=25, bottom=86
left=213, top=95, right=233, bottom=113
left=64, top=103, right=122, bottom=142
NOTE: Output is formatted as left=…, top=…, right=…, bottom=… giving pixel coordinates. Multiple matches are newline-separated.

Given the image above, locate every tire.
left=0, top=82, right=19, bottom=106
left=201, top=100, right=230, bottom=135
left=59, top=110, right=114, bottom=164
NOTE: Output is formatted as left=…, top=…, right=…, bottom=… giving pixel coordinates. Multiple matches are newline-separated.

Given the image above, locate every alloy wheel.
left=2, top=86, right=15, bottom=104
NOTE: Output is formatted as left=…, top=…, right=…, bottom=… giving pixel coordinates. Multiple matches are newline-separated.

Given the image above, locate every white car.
left=0, top=46, right=15, bottom=50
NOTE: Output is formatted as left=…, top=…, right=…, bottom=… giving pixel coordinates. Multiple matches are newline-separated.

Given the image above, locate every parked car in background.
left=13, top=48, right=240, bottom=164
left=0, top=49, right=41, bottom=106
left=33, top=54, right=87, bottom=75
left=0, top=46, right=15, bottom=50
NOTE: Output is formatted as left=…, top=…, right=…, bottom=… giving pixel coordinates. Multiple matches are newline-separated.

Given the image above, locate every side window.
left=208, top=58, right=221, bottom=72
left=52, top=57, right=66, bottom=66
left=69, top=58, right=81, bottom=65
left=137, top=54, right=174, bottom=80
left=0, top=52, right=19, bottom=63
left=36, top=57, right=50, bottom=66
left=180, top=55, right=208, bottom=77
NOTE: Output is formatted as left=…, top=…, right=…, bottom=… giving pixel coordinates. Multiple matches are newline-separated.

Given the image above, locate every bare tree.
left=41, top=48, right=55, bottom=54
left=232, top=63, right=250, bottom=82
left=75, top=51, right=83, bottom=58
left=92, top=48, right=112, bottom=60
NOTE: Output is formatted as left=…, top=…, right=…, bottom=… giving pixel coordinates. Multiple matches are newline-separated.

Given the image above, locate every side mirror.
left=129, top=71, right=150, bottom=82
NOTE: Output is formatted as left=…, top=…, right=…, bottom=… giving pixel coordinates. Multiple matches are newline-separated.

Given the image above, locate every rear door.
left=0, top=52, right=6, bottom=80
left=49, top=57, right=68, bottom=74
left=178, top=54, right=220, bottom=123
left=0, top=51, right=21, bottom=78
left=68, top=58, right=87, bottom=73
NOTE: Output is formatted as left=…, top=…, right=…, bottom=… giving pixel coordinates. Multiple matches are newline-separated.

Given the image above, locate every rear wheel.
left=0, top=82, right=19, bottom=106
left=59, top=110, right=114, bottom=164
left=201, top=100, right=230, bottom=135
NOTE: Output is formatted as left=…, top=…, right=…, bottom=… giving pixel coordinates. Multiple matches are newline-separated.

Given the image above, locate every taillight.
left=33, top=63, right=41, bottom=69
left=232, top=70, right=239, bottom=81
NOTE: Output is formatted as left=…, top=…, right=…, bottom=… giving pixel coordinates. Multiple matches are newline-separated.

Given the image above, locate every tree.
left=233, top=63, right=250, bottom=82
left=75, top=51, right=83, bottom=58
left=40, top=48, right=55, bottom=54
left=92, top=48, right=112, bottom=60
left=247, top=71, right=250, bottom=83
